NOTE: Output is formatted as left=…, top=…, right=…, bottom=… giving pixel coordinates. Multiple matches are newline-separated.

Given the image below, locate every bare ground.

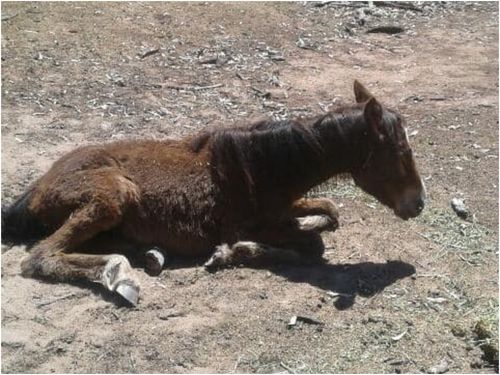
left=1, top=2, right=498, bottom=373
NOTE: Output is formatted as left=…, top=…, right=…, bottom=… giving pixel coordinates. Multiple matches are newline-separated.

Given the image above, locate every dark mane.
left=199, top=109, right=369, bottom=204
left=189, top=118, right=324, bottom=153
left=211, top=119, right=322, bottom=188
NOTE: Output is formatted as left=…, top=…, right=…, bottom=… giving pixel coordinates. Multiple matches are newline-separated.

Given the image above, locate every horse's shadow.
left=24, top=241, right=415, bottom=310
left=268, top=260, right=415, bottom=310
left=164, top=256, right=415, bottom=310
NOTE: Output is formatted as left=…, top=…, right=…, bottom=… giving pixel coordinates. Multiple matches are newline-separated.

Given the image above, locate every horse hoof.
left=116, top=282, right=140, bottom=306
left=102, top=255, right=141, bottom=306
left=204, top=244, right=231, bottom=270
left=145, top=248, right=165, bottom=276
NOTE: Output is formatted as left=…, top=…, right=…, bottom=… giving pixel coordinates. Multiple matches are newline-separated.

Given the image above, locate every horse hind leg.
left=21, top=172, right=142, bottom=305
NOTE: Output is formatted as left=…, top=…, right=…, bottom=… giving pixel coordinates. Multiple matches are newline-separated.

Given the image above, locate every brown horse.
left=2, top=81, right=426, bottom=305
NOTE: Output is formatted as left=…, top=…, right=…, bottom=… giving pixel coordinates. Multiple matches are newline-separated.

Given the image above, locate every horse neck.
left=211, top=113, right=372, bottom=201
left=311, top=111, right=373, bottom=179
left=275, top=112, right=373, bottom=197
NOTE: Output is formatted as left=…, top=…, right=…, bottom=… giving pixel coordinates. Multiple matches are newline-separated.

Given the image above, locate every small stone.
left=429, top=358, right=449, bottom=374
left=451, top=325, right=466, bottom=337
left=451, top=198, right=469, bottom=219
left=470, top=360, right=482, bottom=369
left=474, top=320, right=492, bottom=340
left=90, top=338, right=104, bottom=348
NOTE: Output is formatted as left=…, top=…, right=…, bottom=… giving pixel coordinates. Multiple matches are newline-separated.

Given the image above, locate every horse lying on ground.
left=2, top=80, right=426, bottom=305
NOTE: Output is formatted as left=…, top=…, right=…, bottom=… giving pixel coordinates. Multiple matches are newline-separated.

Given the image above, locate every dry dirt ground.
left=1, top=2, right=498, bottom=373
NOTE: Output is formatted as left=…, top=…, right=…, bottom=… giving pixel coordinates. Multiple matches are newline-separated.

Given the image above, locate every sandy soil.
left=1, top=2, right=498, bottom=373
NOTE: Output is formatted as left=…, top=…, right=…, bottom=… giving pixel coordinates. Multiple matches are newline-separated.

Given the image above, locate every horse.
left=1, top=80, right=426, bottom=305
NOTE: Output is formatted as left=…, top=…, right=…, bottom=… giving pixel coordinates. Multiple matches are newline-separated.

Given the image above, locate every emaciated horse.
left=2, top=81, right=426, bottom=305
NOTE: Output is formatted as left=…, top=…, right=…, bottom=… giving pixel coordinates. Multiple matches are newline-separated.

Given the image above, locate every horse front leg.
left=204, top=241, right=303, bottom=269
left=289, top=197, right=340, bottom=232
left=204, top=225, right=325, bottom=269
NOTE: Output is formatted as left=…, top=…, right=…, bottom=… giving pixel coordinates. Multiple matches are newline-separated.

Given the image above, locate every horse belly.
left=120, top=218, right=219, bottom=256
left=119, top=184, right=221, bottom=257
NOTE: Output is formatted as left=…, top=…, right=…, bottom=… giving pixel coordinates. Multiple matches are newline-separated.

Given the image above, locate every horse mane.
left=188, top=118, right=323, bottom=153
left=189, top=109, right=366, bottom=203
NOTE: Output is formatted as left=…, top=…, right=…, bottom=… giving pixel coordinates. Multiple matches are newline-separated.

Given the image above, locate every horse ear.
left=364, top=97, right=386, bottom=142
left=354, top=80, right=374, bottom=103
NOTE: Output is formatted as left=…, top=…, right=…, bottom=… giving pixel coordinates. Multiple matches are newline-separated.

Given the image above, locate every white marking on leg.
left=204, top=244, right=232, bottom=268
left=296, top=215, right=332, bottom=231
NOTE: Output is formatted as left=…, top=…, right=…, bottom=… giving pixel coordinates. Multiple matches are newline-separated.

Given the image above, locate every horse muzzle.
left=394, top=196, right=425, bottom=220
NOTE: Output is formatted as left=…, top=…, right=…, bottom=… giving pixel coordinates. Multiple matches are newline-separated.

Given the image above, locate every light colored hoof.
left=116, top=282, right=140, bottom=306
left=102, top=255, right=140, bottom=306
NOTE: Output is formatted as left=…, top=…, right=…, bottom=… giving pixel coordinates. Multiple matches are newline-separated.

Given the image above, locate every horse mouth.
left=394, top=205, right=424, bottom=220
left=395, top=210, right=412, bottom=220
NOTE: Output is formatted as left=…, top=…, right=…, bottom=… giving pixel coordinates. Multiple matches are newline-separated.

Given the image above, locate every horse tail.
left=2, top=188, right=47, bottom=245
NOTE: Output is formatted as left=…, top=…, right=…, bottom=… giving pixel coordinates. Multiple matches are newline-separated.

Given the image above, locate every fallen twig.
left=111, top=311, right=122, bottom=322
left=232, top=355, right=243, bottom=373
left=280, top=361, right=296, bottom=374
left=165, top=83, right=223, bottom=91
left=366, top=26, right=404, bottom=34
left=2, top=13, right=18, bottom=22
left=326, top=2, right=365, bottom=9
left=374, top=1, right=423, bottom=12
left=250, top=86, right=271, bottom=98
left=288, top=315, right=325, bottom=329
left=140, top=48, right=160, bottom=59
left=391, top=330, right=408, bottom=341
left=158, top=311, right=185, bottom=320
left=199, top=56, right=218, bottom=64
left=36, top=292, right=87, bottom=307
left=313, top=1, right=335, bottom=7
left=235, top=72, right=247, bottom=80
